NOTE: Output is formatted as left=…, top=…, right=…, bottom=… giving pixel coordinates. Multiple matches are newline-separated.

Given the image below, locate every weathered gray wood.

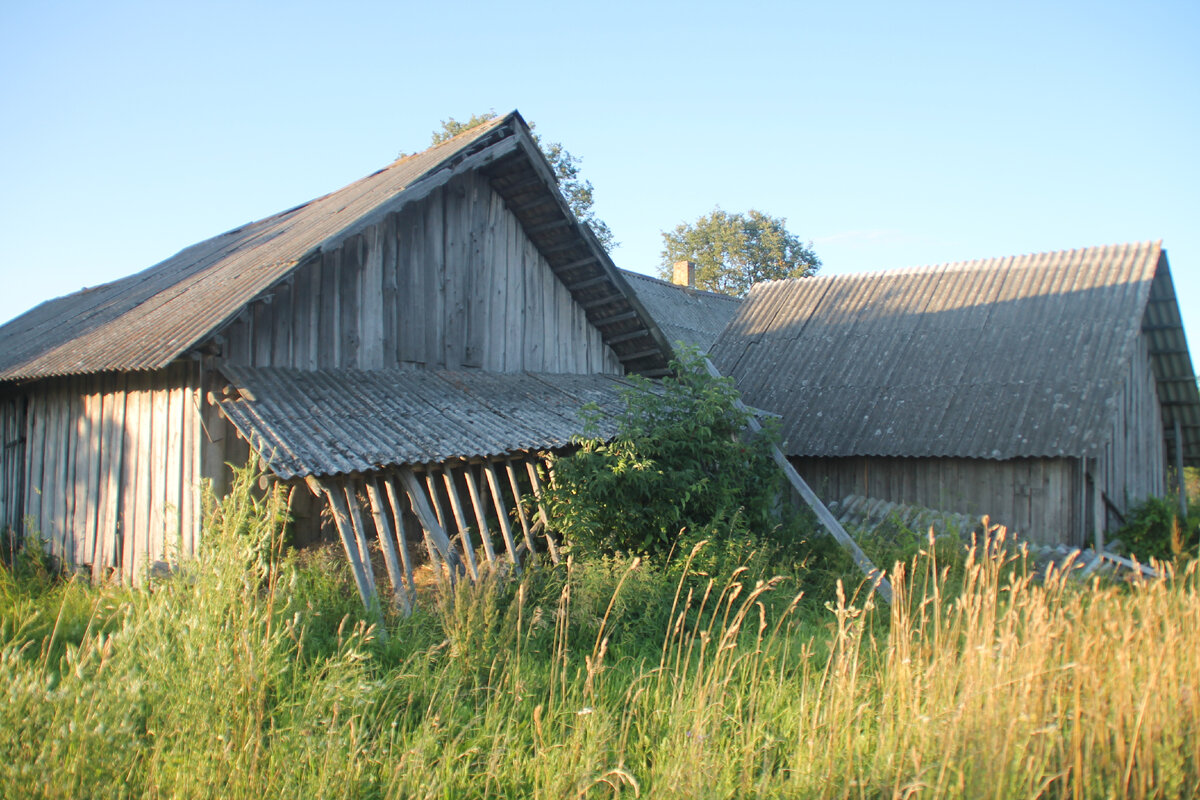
left=164, top=382, right=184, bottom=562
left=703, top=357, right=892, bottom=605
left=1176, top=418, right=1187, bottom=518
left=462, top=467, right=498, bottom=565
left=365, top=478, right=410, bottom=614
left=398, top=467, right=462, bottom=577
left=361, top=226, right=385, bottom=369
left=483, top=461, right=521, bottom=572
left=320, top=480, right=379, bottom=614
left=441, top=467, right=480, bottom=580
left=340, top=237, right=361, bottom=367
left=524, top=459, right=560, bottom=564
left=380, top=476, right=416, bottom=593
left=505, top=459, right=537, bottom=553
left=342, top=482, right=379, bottom=598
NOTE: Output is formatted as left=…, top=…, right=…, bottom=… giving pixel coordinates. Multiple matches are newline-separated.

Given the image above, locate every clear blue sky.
left=2, top=1, right=1197, bottom=351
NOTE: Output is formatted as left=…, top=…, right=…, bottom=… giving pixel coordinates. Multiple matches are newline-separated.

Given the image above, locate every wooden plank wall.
left=790, top=455, right=1081, bottom=546
left=0, top=392, right=27, bottom=535
left=1095, top=335, right=1166, bottom=530
left=217, top=171, right=623, bottom=375
left=9, top=363, right=203, bottom=581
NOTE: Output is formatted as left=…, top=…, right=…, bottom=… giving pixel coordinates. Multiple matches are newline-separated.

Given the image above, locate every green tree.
left=660, top=208, right=820, bottom=296
left=430, top=113, right=616, bottom=252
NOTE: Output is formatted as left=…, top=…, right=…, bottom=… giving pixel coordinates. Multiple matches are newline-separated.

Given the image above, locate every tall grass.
left=0, top=474, right=1196, bottom=798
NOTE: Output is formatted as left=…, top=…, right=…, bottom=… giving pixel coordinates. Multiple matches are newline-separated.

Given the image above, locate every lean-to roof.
left=709, top=242, right=1200, bottom=464
left=217, top=366, right=647, bottom=478
left=619, top=270, right=742, bottom=353
left=0, top=112, right=672, bottom=381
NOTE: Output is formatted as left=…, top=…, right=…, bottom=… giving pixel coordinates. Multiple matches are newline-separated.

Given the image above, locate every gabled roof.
left=619, top=270, right=742, bottom=353
left=710, top=242, right=1200, bottom=464
left=0, top=112, right=672, bottom=381
left=218, top=365, right=649, bottom=478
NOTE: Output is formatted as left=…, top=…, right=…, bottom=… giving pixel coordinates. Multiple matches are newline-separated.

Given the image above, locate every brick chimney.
left=672, top=260, right=696, bottom=288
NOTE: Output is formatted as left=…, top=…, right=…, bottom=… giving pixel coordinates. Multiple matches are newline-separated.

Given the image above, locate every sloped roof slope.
left=218, top=365, right=648, bottom=478
left=710, top=242, right=1200, bottom=464
left=0, top=112, right=671, bottom=380
left=619, top=270, right=742, bottom=352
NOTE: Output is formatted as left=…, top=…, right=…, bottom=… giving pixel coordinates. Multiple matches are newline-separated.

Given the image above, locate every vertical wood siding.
left=0, top=392, right=27, bottom=534
left=791, top=455, right=1081, bottom=546
left=8, top=363, right=203, bottom=581
left=217, top=172, right=622, bottom=375
left=1095, top=336, right=1166, bottom=530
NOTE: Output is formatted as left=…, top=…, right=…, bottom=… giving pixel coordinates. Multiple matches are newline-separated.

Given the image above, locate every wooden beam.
left=462, top=467, right=498, bottom=566
left=381, top=476, right=416, bottom=594
left=590, top=310, right=639, bottom=327
left=483, top=461, right=522, bottom=572
left=365, top=478, right=411, bottom=614
left=524, top=458, right=560, bottom=564
left=441, top=467, right=480, bottom=581
left=619, top=346, right=664, bottom=362
left=343, top=482, right=379, bottom=600
left=525, top=218, right=572, bottom=236
left=505, top=459, right=537, bottom=553
left=605, top=329, right=653, bottom=346
left=319, top=479, right=379, bottom=615
left=581, top=293, right=627, bottom=310
left=565, top=273, right=610, bottom=293
left=702, top=358, right=892, bottom=605
left=398, top=467, right=462, bottom=580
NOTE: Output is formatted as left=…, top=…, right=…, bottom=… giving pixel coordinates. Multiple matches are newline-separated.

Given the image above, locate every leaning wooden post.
left=365, top=478, right=412, bottom=615
left=702, top=358, right=893, bottom=605
left=462, top=467, right=499, bottom=566
left=440, top=467, right=480, bottom=581
left=483, top=461, right=522, bottom=573
left=505, top=458, right=538, bottom=554
left=381, top=476, right=416, bottom=592
left=398, top=467, right=464, bottom=579
left=524, top=458, right=561, bottom=564
left=312, top=477, right=385, bottom=622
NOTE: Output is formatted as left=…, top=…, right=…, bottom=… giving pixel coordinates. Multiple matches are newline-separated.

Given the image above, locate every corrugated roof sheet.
left=217, top=365, right=649, bottom=478
left=710, top=242, right=1200, bottom=463
left=619, top=270, right=742, bottom=352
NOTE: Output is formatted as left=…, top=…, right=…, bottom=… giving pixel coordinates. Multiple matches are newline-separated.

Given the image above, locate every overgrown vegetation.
left=542, top=348, right=805, bottom=566
left=1113, top=478, right=1200, bottom=563
left=2, top=470, right=1196, bottom=798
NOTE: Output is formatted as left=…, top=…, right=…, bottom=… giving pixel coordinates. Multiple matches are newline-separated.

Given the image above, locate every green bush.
left=1114, top=494, right=1200, bottom=562
left=542, top=348, right=796, bottom=562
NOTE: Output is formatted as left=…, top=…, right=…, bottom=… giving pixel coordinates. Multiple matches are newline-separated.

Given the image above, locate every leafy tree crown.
left=660, top=208, right=820, bottom=296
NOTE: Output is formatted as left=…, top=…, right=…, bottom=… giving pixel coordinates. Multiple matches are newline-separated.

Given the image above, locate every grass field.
left=1, top=471, right=1197, bottom=799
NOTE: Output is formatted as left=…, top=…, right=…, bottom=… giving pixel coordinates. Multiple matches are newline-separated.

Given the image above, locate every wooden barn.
left=708, top=243, right=1200, bottom=547
left=0, top=111, right=674, bottom=603
left=620, top=263, right=743, bottom=352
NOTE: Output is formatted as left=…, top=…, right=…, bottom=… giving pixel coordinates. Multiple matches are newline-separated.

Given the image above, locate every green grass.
left=1, top=471, right=1197, bottom=798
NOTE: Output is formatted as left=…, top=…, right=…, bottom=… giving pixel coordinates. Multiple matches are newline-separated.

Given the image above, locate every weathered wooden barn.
left=0, top=111, right=674, bottom=600
left=708, top=242, right=1200, bottom=546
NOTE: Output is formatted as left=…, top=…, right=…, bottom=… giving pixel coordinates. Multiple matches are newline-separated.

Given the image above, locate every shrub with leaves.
left=1114, top=494, right=1200, bottom=563
left=543, top=348, right=788, bottom=560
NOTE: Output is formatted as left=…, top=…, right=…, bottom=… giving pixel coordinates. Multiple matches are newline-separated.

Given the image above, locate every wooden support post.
left=525, top=459, right=560, bottom=564
left=440, top=468, right=480, bottom=581
left=702, top=358, right=892, bottom=605
left=398, top=467, right=463, bottom=578
left=1176, top=418, right=1188, bottom=518
left=505, top=459, right=538, bottom=554
left=483, top=461, right=522, bottom=572
left=365, top=478, right=411, bottom=615
left=381, top=477, right=416, bottom=594
left=318, top=479, right=381, bottom=617
left=342, top=482, right=378, bottom=599
left=463, top=467, right=498, bottom=565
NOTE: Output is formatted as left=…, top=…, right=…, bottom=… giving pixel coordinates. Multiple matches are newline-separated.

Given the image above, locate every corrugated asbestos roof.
left=710, top=242, right=1200, bottom=464
left=0, top=111, right=673, bottom=380
left=619, top=270, right=742, bottom=352
left=217, top=365, right=648, bottom=478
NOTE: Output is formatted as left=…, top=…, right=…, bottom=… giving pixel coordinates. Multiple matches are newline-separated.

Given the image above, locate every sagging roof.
left=619, top=270, right=742, bottom=353
left=0, top=112, right=672, bottom=381
left=217, top=365, right=650, bottom=479
left=710, top=242, right=1200, bottom=465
